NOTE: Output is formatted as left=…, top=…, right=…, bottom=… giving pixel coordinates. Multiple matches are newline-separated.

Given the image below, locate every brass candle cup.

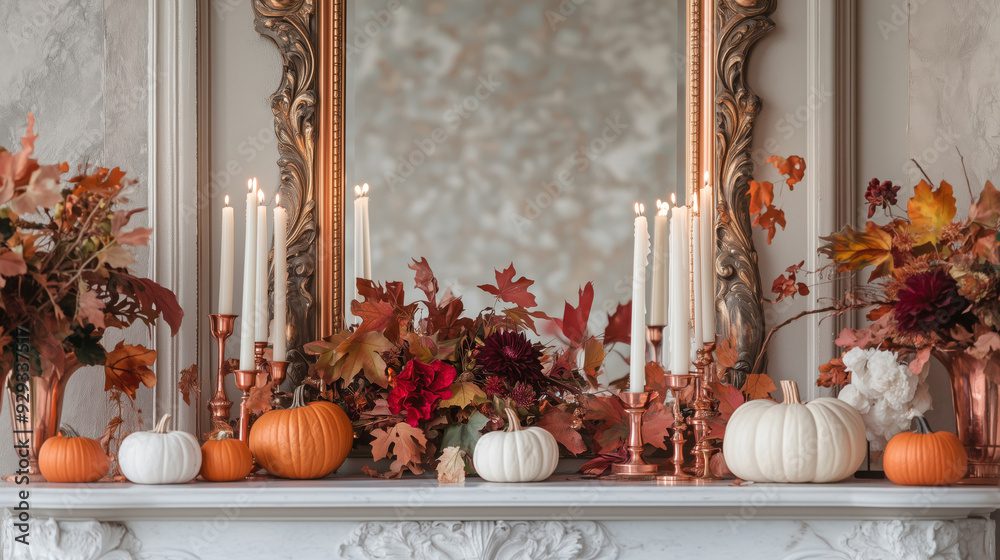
left=234, top=369, right=257, bottom=443
left=658, top=372, right=695, bottom=483
left=207, top=314, right=237, bottom=426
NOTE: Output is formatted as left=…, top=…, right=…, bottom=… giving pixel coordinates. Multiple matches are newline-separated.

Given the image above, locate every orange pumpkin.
left=249, top=385, right=353, bottom=479
left=884, top=416, right=968, bottom=486
left=38, top=425, right=110, bottom=483
left=200, top=431, right=253, bottom=482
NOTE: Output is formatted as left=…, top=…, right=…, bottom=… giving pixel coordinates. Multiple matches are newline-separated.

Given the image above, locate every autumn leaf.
left=246, top=379, right=275, bottom=415
left=817, top=358, right=850, bottom=388
left=907, top=180, right=957, bottom=245
left=437, top=382, right=486, bottom=408
left=771, top=261, right=809, bottom=302
left=741, top=373, right=777, bottom=400
left=767, top=155, right=806, bottom=189
left=644, top=361, right=667, bottom=395
left=71, top=166, right=127, bottom=197
left=409, top=257, right=439, bottom=303
left=502, top=306, right=549, bottom=334
left=441, top=411, right=489, bottom=459
left=371, top=421, right=428, bottom=470
left=436, top=446, right=466, bottom=484
left=336, top=330, right=394, bottom=387
left=602, top=301, right=631, bottom=346
left=819, top=222, right=893, bottom=279
left=12, top=164, right=63, bottom=214
left=582, top=337, right=605, bottom=378
left=104, top=342, right=157, bottom=399
left=715, top=333, right=739, bottom=372
left=710, top=382, right=745, bottom=437
left=552, top=282, right=595, bottom=346
left=116, top=226, right=152, bottom=246
left=99, top=415, right=124, bottom=456
left=177, top=363, right=200, bottom=406
left=970, top=181, right=1000, bottom=228
left=579, top=445, right=627, bottom=477
left=76, top=283, right=106, bottom=328
left=753, top=204, right=786, bottom=244
left=351, top=298, right=396, bottom=334
left=0, top=250, right=27, bottom=287
left=478, top=263, right=538, bottom=309
left=748, top=180, right=774, bottom=215
left=584, top=394, right=627, bottom=452
left=536, top=406, right=586, bottom=455
left=642, top=401, right=673, bottom=450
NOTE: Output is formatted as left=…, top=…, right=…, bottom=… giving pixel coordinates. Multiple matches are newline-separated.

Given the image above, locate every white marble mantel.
left=2, top=476, right=998, bottom=559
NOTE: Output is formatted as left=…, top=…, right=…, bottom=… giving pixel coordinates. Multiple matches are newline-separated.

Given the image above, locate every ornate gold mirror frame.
left=253, top=0, right=776, bottom=385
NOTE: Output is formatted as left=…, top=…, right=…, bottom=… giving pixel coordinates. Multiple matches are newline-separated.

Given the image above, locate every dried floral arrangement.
left=0, top=115, right=182, bottom=410
left=304, top=259, right=743, bottom=477
left=744, top=154, right=999, bottom=393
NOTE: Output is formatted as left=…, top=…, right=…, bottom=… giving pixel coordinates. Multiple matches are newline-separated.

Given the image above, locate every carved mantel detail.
left=339, top=520, right=620, bottom=560
left=714, top=0, right=777, bottom=387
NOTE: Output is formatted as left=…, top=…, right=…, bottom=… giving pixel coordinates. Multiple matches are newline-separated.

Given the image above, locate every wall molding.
left=804, top=0, right=856, bottom=398
left=148, top=0, right=200, bottom=433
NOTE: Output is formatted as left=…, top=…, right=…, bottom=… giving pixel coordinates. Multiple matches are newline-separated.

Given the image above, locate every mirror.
left=343, top=0, right=688, bottom=318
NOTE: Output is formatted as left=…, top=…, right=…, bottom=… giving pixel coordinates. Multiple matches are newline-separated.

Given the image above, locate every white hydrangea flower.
left=837, top=348, right=932, bottom=450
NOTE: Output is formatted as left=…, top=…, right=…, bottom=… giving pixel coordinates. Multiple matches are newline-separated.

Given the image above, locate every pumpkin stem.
left=59, top=424, right=80, bottom=438
left=210, top=430, right=234, bottom=441
left=290, top=385, right=307, bottom=409
left=153, top=414, right=172, bottom=434
left=504, top=407, right=523, bottom=432
left=780, top=380, right=801, bottom=404
left=913, top=415, right=932, bottom=434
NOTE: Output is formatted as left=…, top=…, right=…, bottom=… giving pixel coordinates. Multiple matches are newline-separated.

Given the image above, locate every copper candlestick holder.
left=234, top=368, right=257, bottom=443
left=208, top=314, right=237, bottom=426
left=691, top=342, right=720, bottom=479
left=611, top=391, right=662, bottom=477
left=646, top=325, right=665, bottom=365
left=657, top=372, right=695, bottom=482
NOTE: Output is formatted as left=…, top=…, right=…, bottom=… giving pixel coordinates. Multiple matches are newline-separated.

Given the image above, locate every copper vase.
left=938, top=351, right=1000, bottom=483
left=3, top=353, right=80, bottom=477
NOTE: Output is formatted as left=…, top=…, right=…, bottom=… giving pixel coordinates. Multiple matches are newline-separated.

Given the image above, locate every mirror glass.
left=345, top=0, right=687, bottom=321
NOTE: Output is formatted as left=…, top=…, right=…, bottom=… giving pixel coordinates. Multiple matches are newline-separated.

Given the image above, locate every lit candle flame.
left=634, top=202, right=644, bottom=217
left=670, top=192, right=677, bottom=206
left=257, top=188, right=265, bottom=204
left=247, top=178, right=255, bottom=193
left=362, top=182, right=370, bottom=196
left=224, top=194, right=230, bottom=207
left=275, top=193, right=281, bottom=206
left=656, top=199, right=669, bottom=215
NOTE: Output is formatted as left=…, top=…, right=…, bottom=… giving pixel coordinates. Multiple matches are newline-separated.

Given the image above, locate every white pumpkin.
left=473, top=408, right=558, bottom=482
left=118, top=414, right=201, bottom=484
left=723, top=379, right=866, bottom=483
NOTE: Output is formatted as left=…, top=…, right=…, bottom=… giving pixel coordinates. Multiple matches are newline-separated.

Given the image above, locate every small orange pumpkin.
left=200, top=431, right=253, bottom=482
left=249, top=385, right=353, bottom=479
left=884, top=416, right=968, bottom=486
left=38, top=425, right=110, bottom=483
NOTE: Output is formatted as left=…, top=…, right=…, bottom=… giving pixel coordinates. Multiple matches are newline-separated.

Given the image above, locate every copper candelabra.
left=658, top=372, right=694, bottom=482
left=209, top=314, right=289, bottom=443
left=691, top=342, right=720, bottom=479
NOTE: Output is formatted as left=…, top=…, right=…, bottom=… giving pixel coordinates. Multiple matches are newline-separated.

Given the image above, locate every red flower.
left=387, top=359, right=457, bottom=427
left=864, top=177, right=900, bottom=218
left=894, top=269, right=974, bottom=336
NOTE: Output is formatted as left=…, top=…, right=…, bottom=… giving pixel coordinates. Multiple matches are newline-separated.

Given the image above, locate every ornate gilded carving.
left=253, top=0, right=318, bottom=384
left=714, top=0, right=776, bottom=387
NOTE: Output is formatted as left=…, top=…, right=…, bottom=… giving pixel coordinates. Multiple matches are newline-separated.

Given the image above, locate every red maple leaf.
left=753, top=204, right=786, bottom=244
left=552, top=282, right=594, bottom=346
left=602, top=301, right=631, bottom=346
left=478, top=263, right=538, bottom=309
left=770, top=260, right=809, bottom=302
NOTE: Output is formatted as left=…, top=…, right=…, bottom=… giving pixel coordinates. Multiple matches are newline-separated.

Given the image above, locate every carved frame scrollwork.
left=254, top=0, right=776, bottom=388
left=714, top=0, right=776, bottom=387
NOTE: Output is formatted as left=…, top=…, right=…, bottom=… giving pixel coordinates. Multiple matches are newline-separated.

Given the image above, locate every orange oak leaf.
left=536, top=406, right=586, bottom=455
left=907, top=180, right=957, bottom=245
left=741, top=373, right=777, bottom=400
left=335, top=330, right=394, bottom=387
left=351, top=298, right=396, bottom=334
left=819, top=221, right=894, bottom=280
left=582, top=337, right=605, bottom=378
left=767, top=155, right=806, bottom=189
left=644, top=361, right=667, bottom=395
left=715, top=335, right=739, bottom=372
left=245, top=379, right=275, bottom=415
left=642, top=401, right=673, bottom=450
left=370, top=421, right=428, bottom=474
left=971, top=181, right=1000, bottom=228
left=753, top=204, right=786, bottom=244
left=176, top=363, right=200, bottom=406
left=104, top=342, right=157, bottom=399
left=583, top=394, right=628, bottom=453
left=116, top=227, right=152, bottom=247
left=748, top=180, right=774, bottom=216
left=478, top=263, right=538, bottom=309
left=603, top=301, right=631, bottom=345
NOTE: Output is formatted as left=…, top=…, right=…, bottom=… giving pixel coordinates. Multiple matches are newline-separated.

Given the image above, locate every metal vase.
left=3, top=354, right=80, bottom=478
left=939, top=351, right=1000, bottom=484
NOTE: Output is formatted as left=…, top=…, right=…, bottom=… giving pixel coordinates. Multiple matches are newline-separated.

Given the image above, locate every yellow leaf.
left=819, top=222, right=894, bottom=280
left=438, top=382, right=486, bottom=408
left=907, top=180, right=957, bottom=245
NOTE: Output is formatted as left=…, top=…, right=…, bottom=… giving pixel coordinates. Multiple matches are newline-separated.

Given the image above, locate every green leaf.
left=440, top=411, right=489, bottom=458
